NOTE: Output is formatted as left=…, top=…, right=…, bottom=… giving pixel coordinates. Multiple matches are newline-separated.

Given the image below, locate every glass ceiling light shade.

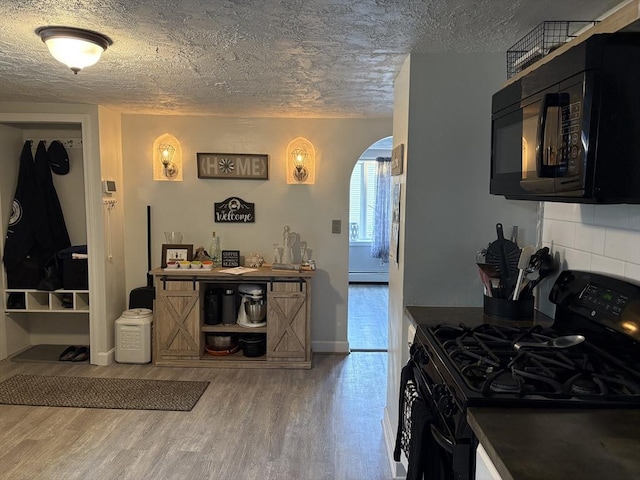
left=36, top=26, right=113, bottom=74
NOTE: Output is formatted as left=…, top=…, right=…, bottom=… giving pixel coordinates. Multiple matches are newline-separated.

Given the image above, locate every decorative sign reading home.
left=222, top=250, right=240, bottom=267
left=214, top=197, right=255, bottom=223
left=197, top=153, right=269, bottom=180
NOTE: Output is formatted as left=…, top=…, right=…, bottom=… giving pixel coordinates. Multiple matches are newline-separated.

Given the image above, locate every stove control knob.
left=438, top=394, right=458, bottom=418
left=414, top=347, right=429, bottom=365
left=432, top=385, right=445, bottom=401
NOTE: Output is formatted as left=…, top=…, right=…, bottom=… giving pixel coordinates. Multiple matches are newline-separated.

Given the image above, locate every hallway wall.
left=121, top=114, right=392, bottom=352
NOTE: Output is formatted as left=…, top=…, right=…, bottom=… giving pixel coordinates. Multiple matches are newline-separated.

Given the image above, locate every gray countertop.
left=404, top=305, right=640, bottom=480
left=468, top=407, right=640, bottom=480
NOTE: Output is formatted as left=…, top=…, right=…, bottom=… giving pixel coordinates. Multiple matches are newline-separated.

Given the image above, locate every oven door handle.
left=430, top=424, right=455, bottom=454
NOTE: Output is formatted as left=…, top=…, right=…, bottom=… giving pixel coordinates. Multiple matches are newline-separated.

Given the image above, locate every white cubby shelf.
left=5, top=289, right=90, bottom=313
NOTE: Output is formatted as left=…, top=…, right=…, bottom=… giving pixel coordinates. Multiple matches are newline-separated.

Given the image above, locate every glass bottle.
left=209, top=231, right=222, bottom=267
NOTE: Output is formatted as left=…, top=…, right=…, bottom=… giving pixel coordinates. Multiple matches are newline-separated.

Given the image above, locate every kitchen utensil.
left=512, top=245, right=534, bottom=300
left=485, top=223, right=521, bottom=297
left=205, top=344, right=240, bottom=356
left=478, top=267, right=493, bottom=297
left=240, top=334, right=266, bottom=357
left=206, top=333, right=237, bottom=350
left=477, top=263, right=500, bottom=278
left=244, top=299, right=267, bottom=323
left=237, top=284, right=266, bottom=327
left=514, top=334, right=585, bottom=350
left=204, top=288, right=223, bottom=325
left=222, top=289, right=237, bottom=325
left=522, top=247, right=556, bottom=296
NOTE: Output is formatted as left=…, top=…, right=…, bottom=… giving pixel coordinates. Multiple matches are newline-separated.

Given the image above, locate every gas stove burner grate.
left=568, top=376, right=603, bottom=396
left=488, top=372, right=522, bottom=393
left=428, top=320, right=640, bottom=403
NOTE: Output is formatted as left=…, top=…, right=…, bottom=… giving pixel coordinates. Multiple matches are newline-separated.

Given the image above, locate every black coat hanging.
left=34, top=139, right=71, bottom=260
left=3, top=141, right=38, bottom=272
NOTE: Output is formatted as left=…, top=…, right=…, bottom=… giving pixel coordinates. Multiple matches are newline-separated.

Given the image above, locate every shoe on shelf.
left=71, top=346, right=90, bottom=362
left=59, top=345, right=77, bottom=361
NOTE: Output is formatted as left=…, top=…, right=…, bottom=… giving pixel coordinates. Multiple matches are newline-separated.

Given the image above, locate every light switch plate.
left=332, top=220, right=341, bottom=234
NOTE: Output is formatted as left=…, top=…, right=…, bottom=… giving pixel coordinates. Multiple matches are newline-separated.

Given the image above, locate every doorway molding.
left=0, top=111, right=105, bottom=364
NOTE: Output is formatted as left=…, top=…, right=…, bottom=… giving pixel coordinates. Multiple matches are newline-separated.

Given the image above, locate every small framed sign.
left=161, top=244, right=193, bottom=268
left=391, top=144, right=404, bottom=176
left=215, top=197, right=255, bottom=223
left=222, top=250, right=240, bottom=267
left=197, top=153, right=269, bottom=180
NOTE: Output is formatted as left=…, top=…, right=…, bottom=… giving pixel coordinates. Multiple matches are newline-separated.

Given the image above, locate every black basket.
left=507, top=21, right=598, bottom=78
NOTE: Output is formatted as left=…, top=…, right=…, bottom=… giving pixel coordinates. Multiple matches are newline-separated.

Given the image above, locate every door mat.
left=11, top=345, right=89, bottom=364
left=0, top=374, right=209, bottom=411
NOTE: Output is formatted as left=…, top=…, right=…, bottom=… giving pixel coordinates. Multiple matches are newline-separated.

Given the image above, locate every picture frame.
left=391, top=143, right=404, bottom=176
left=161, top=244, right=193, bottom=267
left=221, top=250, right=240, bottom=267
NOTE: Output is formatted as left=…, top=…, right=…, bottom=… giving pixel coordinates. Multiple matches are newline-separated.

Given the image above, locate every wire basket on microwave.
left=507, top=21, right=598, bottom=78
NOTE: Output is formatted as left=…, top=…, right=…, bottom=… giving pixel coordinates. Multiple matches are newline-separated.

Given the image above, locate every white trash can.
left=115, top=308, right=153, bottom=364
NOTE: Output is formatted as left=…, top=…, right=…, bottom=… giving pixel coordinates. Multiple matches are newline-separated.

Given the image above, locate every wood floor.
left=0, top=352, right=391, bottom=480
left=348, top=284, right=388, bottom=351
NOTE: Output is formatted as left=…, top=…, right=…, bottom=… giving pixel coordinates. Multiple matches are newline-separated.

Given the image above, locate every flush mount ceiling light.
left=36, top=26, right=113, bottom=74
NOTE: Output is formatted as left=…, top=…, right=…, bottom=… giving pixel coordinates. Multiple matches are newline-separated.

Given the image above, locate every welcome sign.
left=197, top=153, right=269, bottom=180
left=214, top=197, right=255, bottom=223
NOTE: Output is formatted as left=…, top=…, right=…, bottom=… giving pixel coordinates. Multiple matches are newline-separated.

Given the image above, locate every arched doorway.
left=347, top=136, right=391, bottom=352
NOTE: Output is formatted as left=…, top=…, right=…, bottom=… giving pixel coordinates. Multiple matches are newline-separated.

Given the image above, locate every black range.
left=404, top=270, right=640, bottom=480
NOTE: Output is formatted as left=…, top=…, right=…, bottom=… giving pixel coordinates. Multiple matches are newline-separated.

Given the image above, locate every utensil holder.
left=484, top=295, right=534, bottom=320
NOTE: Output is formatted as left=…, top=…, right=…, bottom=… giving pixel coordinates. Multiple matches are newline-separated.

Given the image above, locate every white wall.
left=97, top=106, right=127, bottom=353
left=120, top=114, right=392, bottom=352
left=537, top=202, right=640, bottom=316
left=0, top=124, right=27, bottom=359
left=384, top=52, right=540, bottom=475
left=348, top=243, right=389, bottom=282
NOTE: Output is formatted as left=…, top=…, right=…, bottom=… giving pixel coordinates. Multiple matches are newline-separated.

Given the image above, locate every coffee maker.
left=237, top=284, right=266, bottom=327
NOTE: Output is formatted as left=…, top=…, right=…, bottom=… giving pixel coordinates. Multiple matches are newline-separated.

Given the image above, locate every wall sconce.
left=153, top=133, right=183, bottom=181
left=36, top=26, right=112, bottom=74
left=286, top=137, right=316, bottom=184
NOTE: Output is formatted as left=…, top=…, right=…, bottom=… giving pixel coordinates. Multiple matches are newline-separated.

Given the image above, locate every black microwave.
left=491, top=33, right=640, bottom=203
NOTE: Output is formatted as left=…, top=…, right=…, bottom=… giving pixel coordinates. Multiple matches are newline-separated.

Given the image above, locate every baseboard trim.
left=311, top=341, right=350, bottom=353
left=93, top=348, right=114, bottom=366
left=349, top=272, right=389, bottom=283
left=383, top=406, right=407, bottom=479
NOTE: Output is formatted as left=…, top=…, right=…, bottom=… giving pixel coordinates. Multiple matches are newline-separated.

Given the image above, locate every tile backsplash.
left=538, top=202, right=640, bottom=316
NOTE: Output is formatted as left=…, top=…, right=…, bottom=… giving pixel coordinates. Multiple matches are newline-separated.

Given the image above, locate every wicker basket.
left=507, top=21, right=598, bottom=78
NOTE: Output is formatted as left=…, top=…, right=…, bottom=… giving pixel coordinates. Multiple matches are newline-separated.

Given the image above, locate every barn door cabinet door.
left=155, top=279, right=200, bottom=360
left=266, top=281, right=310, bottom=362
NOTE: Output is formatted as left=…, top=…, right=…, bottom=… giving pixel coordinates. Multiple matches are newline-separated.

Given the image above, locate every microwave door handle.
left=536, top=93, right=555, bottom=177
left=536, top=93, right=570, bottom=177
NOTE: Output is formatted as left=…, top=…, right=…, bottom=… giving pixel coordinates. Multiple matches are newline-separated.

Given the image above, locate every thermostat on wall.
left=102, top=179, right=117, bottom=194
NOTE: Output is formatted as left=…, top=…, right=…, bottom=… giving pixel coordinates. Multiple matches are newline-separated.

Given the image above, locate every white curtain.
left=370, top=156, right=391, bottom=262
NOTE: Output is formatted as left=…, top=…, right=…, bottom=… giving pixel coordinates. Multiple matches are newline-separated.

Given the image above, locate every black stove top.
left=416, top=271, right=640, bottom=409
left=430, top=322, right=640, bottom=405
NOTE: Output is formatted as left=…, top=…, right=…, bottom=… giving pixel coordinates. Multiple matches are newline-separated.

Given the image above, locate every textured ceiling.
left=0, top=0, right=624, bottom=117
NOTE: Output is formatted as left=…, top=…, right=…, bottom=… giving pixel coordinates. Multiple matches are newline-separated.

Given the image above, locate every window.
left=349, top=136, right=393, bottom=243
left=349, top=159, right=378, bottom=242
